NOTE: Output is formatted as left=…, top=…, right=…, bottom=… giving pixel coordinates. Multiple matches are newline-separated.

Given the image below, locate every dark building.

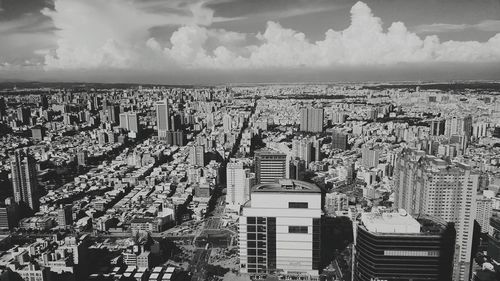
left=17, top=107, right=31, bottom=125
left=254, top=149, right=287, bottom=184
left=103, top=104, right=120, bottom=125
left=57, top=204, right=73, bottom=227
left=331, top=131, right=349, bottom=150
left=488, top=217, right=500, bottom=262
left=165, top=130, right=186, bottom=146
left=430, top=119, right=446, bottom=136
left=40, top=95, right=49, bottom=109
left=354, top=211, right=456, bottom=281
left=0, top=199, right=19, bottom=229
left=288, top=158, right=306, bottom=180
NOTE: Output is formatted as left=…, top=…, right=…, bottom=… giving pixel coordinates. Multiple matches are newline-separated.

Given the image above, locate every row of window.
left=289, top=226, right=308, bottom=234
left=289, top=202, right=308, bottom=208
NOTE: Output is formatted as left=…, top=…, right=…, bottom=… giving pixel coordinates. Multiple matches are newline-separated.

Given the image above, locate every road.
left=189, top=247, right=212, bottom=281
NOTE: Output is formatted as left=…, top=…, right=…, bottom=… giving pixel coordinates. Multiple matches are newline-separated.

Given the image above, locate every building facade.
left=354, top=211, right=455, bottom=281
left=11, top=148, right=39, bottom=212
left=239, top=179, right=321, bottom=279
left=394, top=148, right=478, bottom=281
left=254, top=150, right=287, bottom=184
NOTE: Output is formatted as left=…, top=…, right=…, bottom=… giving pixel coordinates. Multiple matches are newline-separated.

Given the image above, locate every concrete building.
left=239, top=179, right=321, bottom=278
left=226, top=162, right=255, bottom=206
left=394, top=148, right=479, bottom=281
left=120, top=112, right=140, bottom=133
left=57, top=204, right=73, bottom=227
left=476, top=195, right=493, bottom=233
left=11, top=148, right=39, bottom=212
left=189, top=145, right=205, bottom=167
left=254, top=149, right=287, bottom=184
left=300, top=107, right=324, bottom=133
left=488, top=217, right=500, bottom=263
left=354, top=210, right=455, bottom=281
left=361, top=147, right=380, bottom=169
left=156, top=100, right=171, bottom=139
left=331, top=131, right=348, bottom=151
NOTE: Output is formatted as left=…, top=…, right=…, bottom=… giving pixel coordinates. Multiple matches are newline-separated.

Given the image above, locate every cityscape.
left=1, top=1, right=500, bottom=281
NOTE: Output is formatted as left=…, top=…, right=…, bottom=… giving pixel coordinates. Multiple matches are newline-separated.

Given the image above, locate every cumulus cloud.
left=42, top=1, right=500, bottom=71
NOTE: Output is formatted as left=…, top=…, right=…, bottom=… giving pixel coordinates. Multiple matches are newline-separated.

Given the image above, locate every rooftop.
left=252, top=179, right=321, bottom=193
left=361, top=209, right=421, bottom=234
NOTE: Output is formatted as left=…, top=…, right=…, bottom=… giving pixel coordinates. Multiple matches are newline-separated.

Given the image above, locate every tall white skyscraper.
left=394, top=148, right=478, bottom=281
left=189, top=145, right=205, bottom=167
left=11, top=148, right=38, bottom=212
left=223, top=113, right=232, bottom=132
left=226, top=162, right=255, bottom=206
left=156, top=100, right=170, bottom=139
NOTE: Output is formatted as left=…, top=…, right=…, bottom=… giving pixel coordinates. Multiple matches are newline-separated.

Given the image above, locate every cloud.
left=415, top=20, right=500, bottom=34
left=40, top=0, right=500, bottom=72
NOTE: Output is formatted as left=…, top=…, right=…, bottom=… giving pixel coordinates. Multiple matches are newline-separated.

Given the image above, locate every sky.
left=0, top=0, right=500, bottom=84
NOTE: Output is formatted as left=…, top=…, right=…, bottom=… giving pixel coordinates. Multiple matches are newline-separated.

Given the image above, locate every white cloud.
left=415, top=20, right=500, bottom=34
left=41, top=0, right=500, bottom=72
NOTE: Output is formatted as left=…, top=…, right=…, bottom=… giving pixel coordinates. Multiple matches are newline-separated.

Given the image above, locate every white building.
left=476, top=195, right=493, bottom=233
left=239, top=179, right=321, bottom=279
left=226, top=162, right=255, bottom=207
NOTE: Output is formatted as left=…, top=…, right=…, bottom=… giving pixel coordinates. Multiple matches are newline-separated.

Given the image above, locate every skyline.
left=0, top=0, right=500, bottom=83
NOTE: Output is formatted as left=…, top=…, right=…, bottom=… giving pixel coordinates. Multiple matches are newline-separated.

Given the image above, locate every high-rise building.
left=331, top=131, right=348, bottom=150
left=331, top=111, right=346, bottom=124
left=226, top=162, right=255, bottom=206
left=361, top=146, right=380, bottom=169
left=292, top=138, right=313, bottom=164
left=77, top=150, right=88, bottom=167
left=11, top=148, right=39, bottom=212
left=17, top=107, right=31, bottom=125
left=288, top=158, right=306, bottom=180
left=354, top=210, right=455, bottom=281
left=189, top=145, right=205, bottom=166
left=476, top=195, right=493, bottom=233
left=487, top=217, right=500, bottom=262
left=430, top=119, right=446, bottom=136
left=119, top=112, right=139, bottom=133
left=0, top=199, right=19, bottom=229
left=300, top=107, right=324, bottom=133
left=223, top=114, right=232, bottom=132
left=57, top=204, right=73, bottom=227
left=445, top=115, right=473, bottom=140
left=156, top=100, right=171, bottom=139
left=239, top=179, right=321, bottom=278
left=255, top=149, right=287, bottom=184
left=103, top=104, right=120, bottom=125
left=40, top=95, right=49, bottom=110
left=394, top=148, right=479, bottom=281
left=165, top=130, right=185, bottom=146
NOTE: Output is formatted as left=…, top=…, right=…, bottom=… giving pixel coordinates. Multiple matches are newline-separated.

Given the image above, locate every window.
left=289, top=202, right=308, bottom=208
left=288, top=226, right=308, bottom=233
